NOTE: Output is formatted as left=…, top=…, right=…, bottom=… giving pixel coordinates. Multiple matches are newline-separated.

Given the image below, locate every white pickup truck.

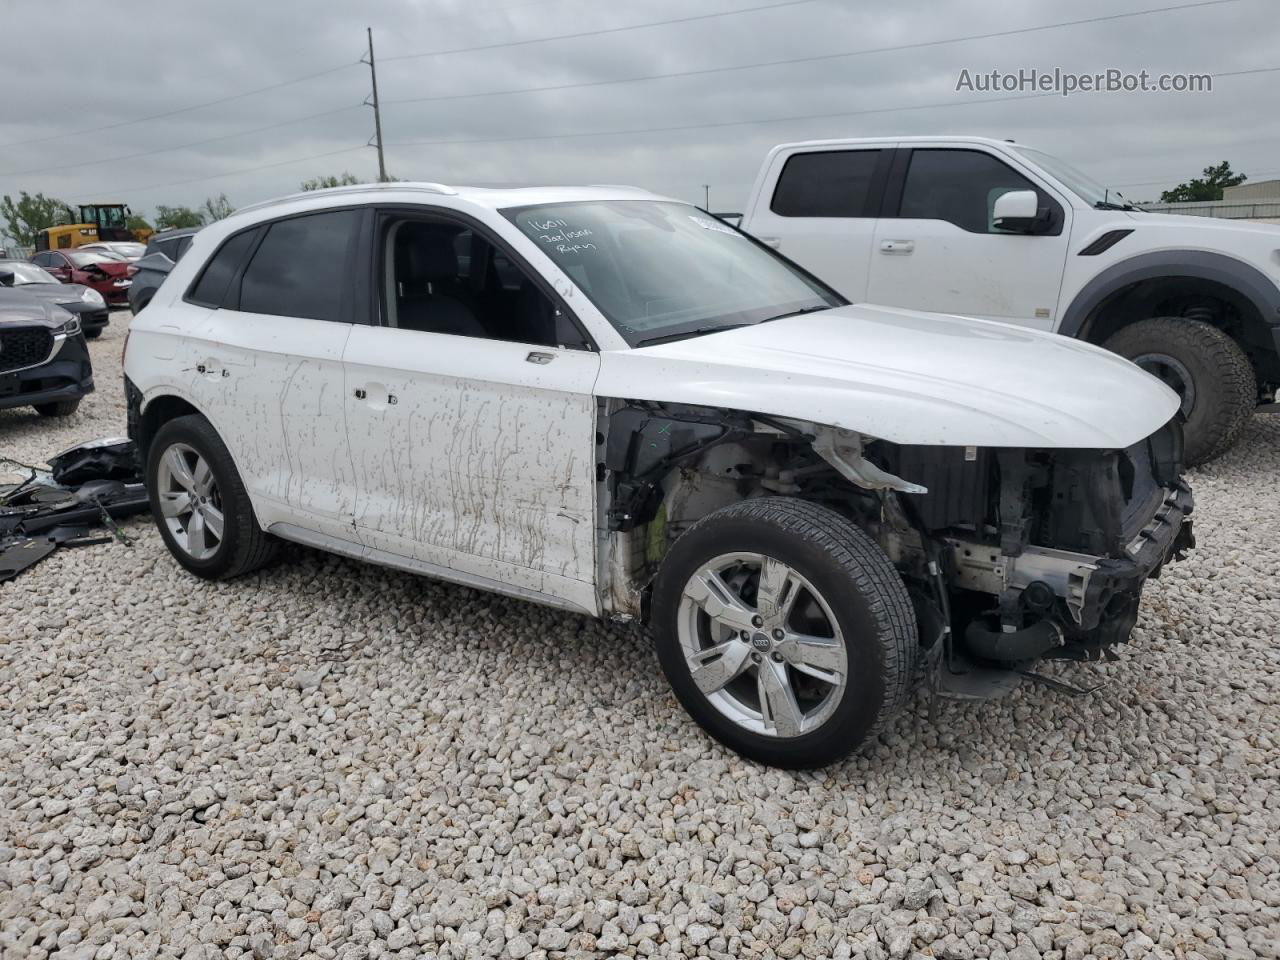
left=739, top=136, right=1280, bottom=465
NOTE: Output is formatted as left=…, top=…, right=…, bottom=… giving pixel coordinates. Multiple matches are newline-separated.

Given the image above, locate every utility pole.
left=363, top=27, right=388, bottom=182
left=702, top=184, right=711, bottom=210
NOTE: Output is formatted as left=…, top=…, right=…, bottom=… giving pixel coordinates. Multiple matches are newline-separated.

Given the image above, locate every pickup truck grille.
left=0, top=326, right=54, bottom=373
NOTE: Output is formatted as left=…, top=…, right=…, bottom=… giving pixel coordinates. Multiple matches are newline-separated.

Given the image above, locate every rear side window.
left=770, top=150, right=881, bottom=217
left=897, top=149, right=1045, bottom=234
left=188, top=229, right=256, bottom=307
left=240, top=211, right=356, bottom=322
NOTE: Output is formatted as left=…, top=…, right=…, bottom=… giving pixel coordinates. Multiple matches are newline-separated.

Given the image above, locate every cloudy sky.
left=0, top=0, right=1276, bottom=232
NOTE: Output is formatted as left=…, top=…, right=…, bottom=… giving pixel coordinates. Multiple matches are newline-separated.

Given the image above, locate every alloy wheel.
left=676, top=552, right=848, bottom=738
left=155, top=442, right=224, bottom=561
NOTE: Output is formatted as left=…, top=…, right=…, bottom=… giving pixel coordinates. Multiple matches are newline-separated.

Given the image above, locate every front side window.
left=770, top=150, right=882, bottom=217
left=381, top=217, right=577, bottom=348
left=240, top=210, right=356, bottom=322
left=897, top=149, right=1050, bottom=234
left=504, top=200, right=842, bottom=346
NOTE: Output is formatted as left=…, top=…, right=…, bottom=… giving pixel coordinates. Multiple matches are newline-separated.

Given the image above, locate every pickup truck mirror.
left=992, top=189, right=1047, bottom=234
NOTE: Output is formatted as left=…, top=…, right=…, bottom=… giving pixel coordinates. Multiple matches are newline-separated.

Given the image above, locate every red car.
left=30, top=249, right=133, bottom=305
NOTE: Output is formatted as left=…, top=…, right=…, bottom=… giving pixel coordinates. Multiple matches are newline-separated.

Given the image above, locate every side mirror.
left=992, top=189, right=1047, bottom=233
left=0, top=270, right=13, bottom=287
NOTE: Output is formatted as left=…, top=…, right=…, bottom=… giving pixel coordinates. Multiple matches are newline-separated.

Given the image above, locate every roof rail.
left=232, top=181, right=457, bottom=218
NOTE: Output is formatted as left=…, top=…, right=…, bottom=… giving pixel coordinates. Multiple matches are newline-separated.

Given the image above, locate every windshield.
left=503, top=200, right=842, bottom=346
left=0, top=261, right=58, bottom=285
left=67, top=250, right=123, bottom=266
left=1011, top=146, right=1131, bottom=208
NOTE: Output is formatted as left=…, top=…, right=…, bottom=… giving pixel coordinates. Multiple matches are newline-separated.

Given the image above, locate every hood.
left=1125, top=210, right=1280, bottom=236
left=597, top=304, right=1180, bottom=448
left=87, top=259, right=132, bottom=278
left=0, top=290, right=75, bottom=329
left=7, top=282, right=93, bottom=307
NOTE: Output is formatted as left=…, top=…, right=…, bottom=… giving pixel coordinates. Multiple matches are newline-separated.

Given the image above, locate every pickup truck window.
left=504, top=200, right=841, bottom=346
left=898, top=149, right=1045, bottom=234
left=771, top=150, right=881, bottom=218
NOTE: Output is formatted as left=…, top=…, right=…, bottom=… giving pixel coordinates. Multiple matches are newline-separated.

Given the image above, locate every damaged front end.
left=598, top=401, right=1193, bottom=692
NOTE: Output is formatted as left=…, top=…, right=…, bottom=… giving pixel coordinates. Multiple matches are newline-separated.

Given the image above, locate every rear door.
left=179, top=209, right=362, bottom=540
left=866, top=146, right=1072, bottom=329
left=742, top=146, right=892, bottom=301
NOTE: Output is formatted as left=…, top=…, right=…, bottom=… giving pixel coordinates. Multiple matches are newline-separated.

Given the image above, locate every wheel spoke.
left=191, top=457, right=214, bottom=497
left=757, top=658, right=804, bottom=738
left=158, top=491, right=192, bottom=518
left=186, top=510, right=208, bottom=559
left=780, top=633, right=846, bottom=683
left=683, top=569, right=756, bottom=634
left=756, top=556, right=798, bottom=624
left=202, top=504, right=225, bottom=541
left=164, top=447, right=196, bottom=493
left=687, top=639, right=753, bottom=694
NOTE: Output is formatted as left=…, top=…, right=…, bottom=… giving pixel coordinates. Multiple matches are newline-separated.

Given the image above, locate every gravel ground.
left=1, top=316, right=1278, bottom=960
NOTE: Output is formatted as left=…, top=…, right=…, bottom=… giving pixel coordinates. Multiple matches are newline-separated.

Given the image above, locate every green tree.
left=127, top=214, right=153, bottom=235
left=1159, top=161, right=1247, bottom=203
left=155, top=205, right=205, bottom=230
left=201, top=193, right=235, bottom=222
left=0, top=192, right=74, bottom=248
left=300, top=171, right=360, bottom=191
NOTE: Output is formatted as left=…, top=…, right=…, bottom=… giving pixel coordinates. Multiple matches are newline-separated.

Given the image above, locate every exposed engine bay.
left=599, top=401, right=1194, bottom=695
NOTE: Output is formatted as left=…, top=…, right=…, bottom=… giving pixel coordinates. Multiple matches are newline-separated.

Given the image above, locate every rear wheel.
left=1104, top=317, right=1255, bottom=466
left=34, top=399, right=80, bottom=417
left=651, top=498, right=917, bottom=768
left=147, top=415, right=276, bottom=580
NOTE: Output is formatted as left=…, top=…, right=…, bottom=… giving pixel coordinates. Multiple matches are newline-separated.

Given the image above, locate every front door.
left=343, top=212, right=601, bottom=613
left=866, top=147, right=1073, bottom=330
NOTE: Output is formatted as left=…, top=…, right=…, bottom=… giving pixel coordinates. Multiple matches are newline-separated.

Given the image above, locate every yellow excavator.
left=34, top=204, right=154, bottom=252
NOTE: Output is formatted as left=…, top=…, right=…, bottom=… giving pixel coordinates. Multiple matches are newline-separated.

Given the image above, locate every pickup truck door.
left=866, top=146, right=1072, bottom=330
left=342, top=211, right=601, bottom=615
left=742, top=147, right=893, bottom=302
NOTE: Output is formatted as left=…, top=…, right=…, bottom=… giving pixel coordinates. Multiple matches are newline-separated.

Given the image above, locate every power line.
left=389, top=90, right=1065, bottom=149
left=66, top=145, right=368, bottom=202
left=0, top=105, right=365, bottom=178
left=380, top=0, right=823, bottom=62
left=383, top=0, right=1243, bottom=107
left=0, top=61, right=360, bottom=150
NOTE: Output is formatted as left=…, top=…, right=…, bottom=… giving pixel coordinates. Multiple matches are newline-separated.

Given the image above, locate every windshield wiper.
left=1094, top=200, right=1137, bottom=211
left=634, top=324, right=751, bottom=347
left=761, top=304, right=831, bottom=323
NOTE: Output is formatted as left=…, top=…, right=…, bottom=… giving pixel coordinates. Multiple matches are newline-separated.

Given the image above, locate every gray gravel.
left=2, top=316, right=1278, bottom=960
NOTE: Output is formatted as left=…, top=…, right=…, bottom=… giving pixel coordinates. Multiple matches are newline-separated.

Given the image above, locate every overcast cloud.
left=0, top=0, right=1276, bottom=231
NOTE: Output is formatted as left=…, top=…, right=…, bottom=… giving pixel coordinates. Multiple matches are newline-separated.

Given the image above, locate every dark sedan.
left=0, top=292, right=94, bottom=417
left=128, top=227, right=198, bottom=312
left=29, top=249, right=133, bottom=305
left=0, top=260, right=110, bottom=338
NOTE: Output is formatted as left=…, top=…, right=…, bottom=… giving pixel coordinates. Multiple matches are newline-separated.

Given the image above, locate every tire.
left=34, top=399, right=80, bottom=417
left=84, top=328, right=103, bottom=339
left=147, top=414, right=276, bottom=580
left=650, top=497, right=917, bottom=768
left=1104, top=317, right=1255, bottom=466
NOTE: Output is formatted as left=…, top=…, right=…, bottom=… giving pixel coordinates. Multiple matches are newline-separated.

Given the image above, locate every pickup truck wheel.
left=651, top=497, right=917, bottom=768
left=33, top=399, right=80, bottom=417
left=1104, top=317, right=1255, bottom=466
left=147, top=414, right=276, bottom=580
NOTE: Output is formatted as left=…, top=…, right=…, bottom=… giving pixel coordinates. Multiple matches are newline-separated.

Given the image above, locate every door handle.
left=526, top=351, right=555, bottom=365
left=879, top=239, right=915, bottom=254
left=758, top=236, right=782, bottom=249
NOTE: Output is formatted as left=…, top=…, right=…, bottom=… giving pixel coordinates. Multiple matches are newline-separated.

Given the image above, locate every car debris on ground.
left=0, top=437, right=148, bottom=582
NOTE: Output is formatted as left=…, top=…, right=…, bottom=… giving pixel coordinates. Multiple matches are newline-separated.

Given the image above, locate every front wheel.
left=651, top=498, right=918, bottom=768
left=1104, top=317, right=1255, bottom=466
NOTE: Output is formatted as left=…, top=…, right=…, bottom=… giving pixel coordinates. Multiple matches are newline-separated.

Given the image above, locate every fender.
left=1059, top=249, right=1280, bottom=339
